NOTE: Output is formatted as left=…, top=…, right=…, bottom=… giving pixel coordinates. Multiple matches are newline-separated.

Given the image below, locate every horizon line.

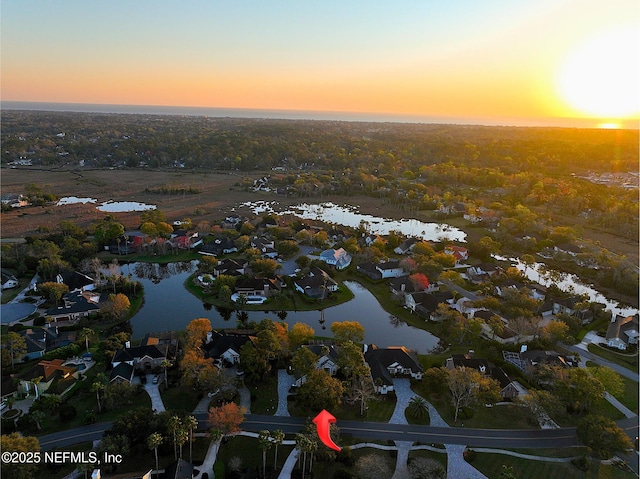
left=2, top=100, right=639, bottom=130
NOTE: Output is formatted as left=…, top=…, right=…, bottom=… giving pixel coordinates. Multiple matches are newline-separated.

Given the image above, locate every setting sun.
left=557, top=27, right=639, bottom=119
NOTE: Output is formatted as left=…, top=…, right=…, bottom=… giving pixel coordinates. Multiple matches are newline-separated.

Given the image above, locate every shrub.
left=59, top=404, right=77, bottom=420
left=84, top=412, right=98, bottom=425
left=337, top=446, right=355, bottom=466
left=571, top=456, right=589, bottom=471
left=33, top=316, right=46, bottom=326
left=463, top=449, right=476, bottom=462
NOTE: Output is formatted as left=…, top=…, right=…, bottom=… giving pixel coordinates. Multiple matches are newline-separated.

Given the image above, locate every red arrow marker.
left=312, top=409, right=341, bottom=451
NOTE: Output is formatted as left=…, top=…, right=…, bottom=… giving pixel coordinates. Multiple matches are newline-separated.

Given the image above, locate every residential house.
left=363, top=344, right=424, bottom=395
left=554, top=243, right=581, bottom=257
left=362, top=234, right=386, bottom=247
left=294, top=267, right=338, bottom=299
left=234, top=277, right=281, bottom=297
left=466, top=263, right=500, bottom=284
left=251, top=237, right=279, bottom=259
left=106, top=235, right=139, bottom=255
left=503, top=349, right=575, bottom=374
left=606, top=314, right=639, bottom=350
left=357, top=260, right=406, bottom=280
left=319, top=248, right=352, bottom=270
left=222, top=214, right=247, bottom=229
left=405, top=291, right=454, bottom=320
left=170, top=230, right=203, bottom=250
left=438, top=202, right=467, bottom=215
left=45, top=290, right=101, bottom=322
left=199, top=237, right=238, bottom=256
left=203, top=330, right=257, bottom=365
left=54, top=271, right=96, bottom=292
left=17, top=359, right=79, bottom=398
left=494, top=279, right=525, bottom=297
left=445, top=353, right=524, bottom=399
left=213, top=259, right=248, bottom=277
left=1, top=193, right=28, bottom=208
left=393, top=238, right=419, bottom=255
left=18, top=328, right=76, bottom=362
left=444, top=245, right=469, bottom=264
left=527, top=283, right=547, bottom=301
left=19, top=328, right=52, bottom=361
left=390, top=275, right=437, bottom=297
left=356, top=262, right=383, bottom=280
left=551, top=297, right=593, bottom=324
left=291, top=344, right=340, bottom=388
left=1, top=270, right=18, bottom=290
left=110, top=343, right=170, bottom=382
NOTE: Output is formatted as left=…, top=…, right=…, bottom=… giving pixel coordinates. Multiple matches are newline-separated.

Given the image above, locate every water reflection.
left=241, top=201, right=466, bottom=242
left=124, top=263, right=441, bottom=353
left=497, top=255, right=639, bottom=317
left=215, top=305, right=234, bottom=322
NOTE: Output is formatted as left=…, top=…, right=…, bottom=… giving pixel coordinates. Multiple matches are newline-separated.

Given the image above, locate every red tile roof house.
left=17, top=359, right=79, bottom=398
left=444, top=245, right=469, bottom=265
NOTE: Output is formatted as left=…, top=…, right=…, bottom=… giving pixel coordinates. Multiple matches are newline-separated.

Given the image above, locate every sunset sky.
left=2, top=0, right=638, bottom=127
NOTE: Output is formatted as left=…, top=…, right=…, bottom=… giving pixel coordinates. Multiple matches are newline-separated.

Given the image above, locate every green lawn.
left=214, top=435, right=295, bottom=477
left=287, top=392, right=396, bottom=423
left=587, top=344, right=638, bottom=373
left=246, top=374, right=279, bottom=415
left=471, top=451, right=638, bottom=479
left=161, top=385, right=202, bottom=413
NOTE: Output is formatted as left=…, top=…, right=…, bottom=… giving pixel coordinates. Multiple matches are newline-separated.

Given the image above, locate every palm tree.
left=167, top=415, right=182, bottom=460
left=147, top=432, right=163, bottom=478
left=91, top=373, right=108, bottom=413
left=31, top=410, right=46, bottom=430
left=176, top=427, right=189, bottom=459
left=407, top=396, right=429, bottom=420
left=183, top=415, right=198, bottom=462
left=79, top=327, right=95, bottom=353
left=272, top=429, right=285, bottom=470
left=258, top=429, right=272, bottom=477
left=160, top=359, right=172, bottom=385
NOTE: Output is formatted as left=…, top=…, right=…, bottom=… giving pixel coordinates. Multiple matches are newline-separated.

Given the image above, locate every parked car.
left=152, top=375, right=159, bottom=384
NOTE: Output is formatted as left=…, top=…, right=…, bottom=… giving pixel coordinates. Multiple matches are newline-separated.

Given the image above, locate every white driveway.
left=141, top=375, right=165, bottom=412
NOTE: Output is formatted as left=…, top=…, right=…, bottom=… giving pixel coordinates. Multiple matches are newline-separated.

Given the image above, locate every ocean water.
left=0, top=101, right=599, bottom=127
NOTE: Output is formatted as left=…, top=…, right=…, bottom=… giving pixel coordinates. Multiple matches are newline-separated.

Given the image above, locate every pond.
left=56, top=197, right=157, bottom=212
left=240, top=201, right=466, bottom=243
left=121, top=262, right=441, bottom=353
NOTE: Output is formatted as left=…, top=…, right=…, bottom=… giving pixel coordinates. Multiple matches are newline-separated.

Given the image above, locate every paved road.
left=37, top=415, right=638, bottom=452
left=561, top=342, right=639, bottom=382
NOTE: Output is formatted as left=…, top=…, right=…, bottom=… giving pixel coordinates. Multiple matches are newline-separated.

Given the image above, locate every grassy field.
left=471, top=451, right=638, bottom=479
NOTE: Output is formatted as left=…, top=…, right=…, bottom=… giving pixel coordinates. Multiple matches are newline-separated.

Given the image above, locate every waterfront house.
left=319, top=248, right=352, bottom=270
left=294, top=267, right=338, bottom=299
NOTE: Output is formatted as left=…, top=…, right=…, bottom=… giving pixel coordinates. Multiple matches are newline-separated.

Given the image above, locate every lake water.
left=505, top=256, right=639, bottom=317
left=56, top=197, right=156, bottom=212
left=240, top=201, right=466, bottom=243
left=123, top=261, right=441, bottom=353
